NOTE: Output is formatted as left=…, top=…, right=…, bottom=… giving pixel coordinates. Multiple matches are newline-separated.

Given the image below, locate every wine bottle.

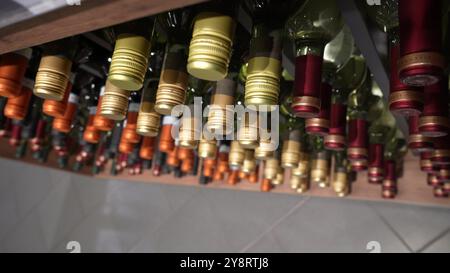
left=324, top=55, right=367, bottom=150
left=93, top=84, right=115, bottom=132
left=309, top=136, right=330, bottom=188
left=198, top=133, right=217, bottom=159
left=365, top=0, right=424, bottom=115
left=159, top=115, right=177, bottom=153
left=137, top=80, right=161, bottom=137
left=286, top=0, right=343, bottom=117
left=140, top=136, right=155, bottom=162
left=207, top=77, right=236, bottom=136
left=244, top=0, right=284, bottom=110
left=281, top=130, right=302, bottom=168
left=0, top=48, right=33, bottom=97
left=368, top=99, right=396, bottom=183
left=122, top=93, right=142, bottom=145
left=347, top=77, right=370, bottom=161
left=43, top=73, right=76, bottom=118
left=154, top=10, right=190, bottom=115
left=430, top=135, right=450, bottom=166
left=332, top=151, right=349, bottom=197
left=4, top=77, right=34, bottom=120
left=242, top=149, right=256, bottom=174
left=398, top=0, right=445, bottom=87
left=229, top=140, right=245, bottom=171
left=418, top=79, right=449, bottom=137
left=408, top=115, right=433, bottom=152
left=178, top=104, right=201, bottom=149
left=187, top=0, right=238, bottom=81
left=382, top=129, right=407, bottom=199
left=238, top=111, right=259, bottom=149
left=107, top=18, right=154, bottom=91
left=305, top=26, right=354, bottom=135
left=34, top=38, right=77, bottom=100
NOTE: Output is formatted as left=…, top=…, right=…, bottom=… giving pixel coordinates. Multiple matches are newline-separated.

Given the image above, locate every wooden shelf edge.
left=0, top=0, right=207, bottom=54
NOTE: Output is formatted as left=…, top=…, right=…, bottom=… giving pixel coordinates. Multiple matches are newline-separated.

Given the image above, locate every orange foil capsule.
left=167, top=146, right=180, bottom=167
left=227, top=169, right=240, bottom=185
left=213, top=169, right=224, bottom=181
left=0, top=49, right=32, bottom=98
left=181, top=157, right=194, bottom=173
left=139, top=136, right=155, bottom=160
left=203, top=158, right=216, bottom=177
left=122, top=103, right=141, bottom=144
left=261, top=178, right=272, bottom=192
left=83, top=109, right=101, bottom=144
left=53, top=92, right=79, bottom=133
left=42, top=74, right=74, bottom=118
left=248, top=165, right=259, bottom=183
left=177, top=147, right=193, bottom=161
left=119, top=138, right=135, bottom=154
left=159, top=116, right=177, bottom=153
left=4, top=78, right=33, bottom=120
left=93, top=86, right=115, bottom=131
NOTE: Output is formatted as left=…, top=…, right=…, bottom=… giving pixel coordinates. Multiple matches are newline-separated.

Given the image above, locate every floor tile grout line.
left=367, top=203, right=415, bottom=253
left=239, top=196, right=311, bottom=253
left=416, top=226, right=450, bottom=253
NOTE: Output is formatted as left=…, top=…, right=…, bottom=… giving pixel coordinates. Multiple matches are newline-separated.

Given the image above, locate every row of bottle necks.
left=0, top=90, right=448, bottom=199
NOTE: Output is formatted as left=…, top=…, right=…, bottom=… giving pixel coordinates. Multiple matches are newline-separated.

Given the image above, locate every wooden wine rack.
left=0, top=0, right=448, bottom=207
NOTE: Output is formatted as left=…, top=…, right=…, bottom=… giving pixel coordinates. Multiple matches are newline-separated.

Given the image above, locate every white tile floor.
left=0, top=157, right=449, bottom=253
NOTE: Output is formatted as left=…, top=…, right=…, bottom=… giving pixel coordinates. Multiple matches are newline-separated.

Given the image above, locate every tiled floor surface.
left=0, top=158, right=449, bottom=253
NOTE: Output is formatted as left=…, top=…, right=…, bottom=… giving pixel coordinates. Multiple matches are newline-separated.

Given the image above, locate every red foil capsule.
left=444, top=183, right=450, bottom=194
left=324, top=102, right=346, bottom=151
left=0, top=118, right=12, bottom=137
left=408, top=115, right=433, bottom=151
left=431, top=136, right=450, bottom=166
left=427, top=173, right=441, bottom=187
left=388, top=43, right=423, bottom=116
left=305, top=82, right=331, bottom=136
left=292, top=54, right=322, bottom=118
left=382, top=160, right=397, bottom=199
left=30, top=119, right=47, bottom=151
left=398, top=0, right=445, bottom=87
left=351, top=159, right=368, bottom=172
left=437, top=166, right=450, bottom=183
left=420, top=151, right=434, bottom=173
left=4, top=79, right=33, bottom=120
left=9, top=123, right=22, bottom=147
left=347, top=118, right=368, bottom=161
left=0, top=49, right=31, bottom=98
left=418, top=80, right=449, bottom=137
left=433, top=187, right=449, bottom=198
left=368, top=143, right=384, bottom=184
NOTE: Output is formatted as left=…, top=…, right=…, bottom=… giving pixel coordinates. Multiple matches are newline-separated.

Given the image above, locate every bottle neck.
left=295, top=39, right=326, bottom=57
